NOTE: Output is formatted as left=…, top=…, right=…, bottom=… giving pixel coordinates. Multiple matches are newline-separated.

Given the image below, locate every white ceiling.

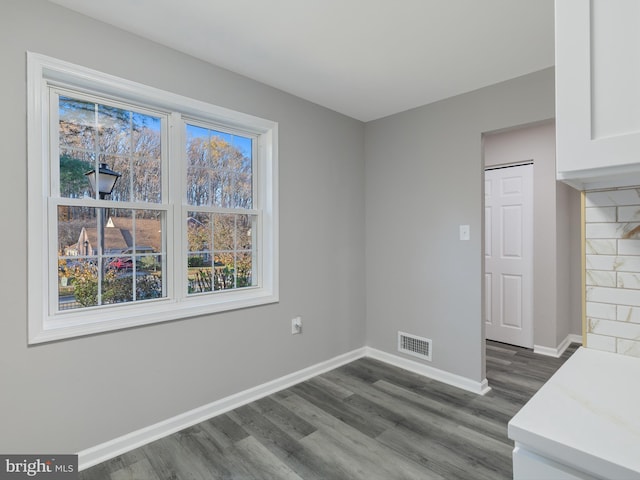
left=49, top=0, right=555, bottom=122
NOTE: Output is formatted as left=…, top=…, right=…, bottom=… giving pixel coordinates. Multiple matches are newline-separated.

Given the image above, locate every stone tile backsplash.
left=585, top=188, right=640, bottom=358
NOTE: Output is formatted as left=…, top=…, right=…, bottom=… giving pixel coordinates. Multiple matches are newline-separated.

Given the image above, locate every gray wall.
left=483, top=122, right=582, bottom=349
left=364, top=69, right=556, bottom=382
left=0, top=0, right=365, bottom=453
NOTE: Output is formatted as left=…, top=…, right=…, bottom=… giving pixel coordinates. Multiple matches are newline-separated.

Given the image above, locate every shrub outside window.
left=27, top=53, right=278, bottom=344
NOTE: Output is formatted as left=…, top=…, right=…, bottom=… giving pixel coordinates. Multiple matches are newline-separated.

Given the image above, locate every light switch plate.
left=459, top=225, right=470, bottom=241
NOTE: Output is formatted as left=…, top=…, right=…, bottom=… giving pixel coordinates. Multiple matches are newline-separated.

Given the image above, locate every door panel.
left=502, top=274, right=523, bottom=328
left=485, top=164, right=533, bottom=348
left=502, top=205, right=523, bottom=258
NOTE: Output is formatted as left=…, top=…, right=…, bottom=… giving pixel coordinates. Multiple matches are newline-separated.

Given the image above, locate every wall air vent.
left=398, top=331, right=432, bottom=362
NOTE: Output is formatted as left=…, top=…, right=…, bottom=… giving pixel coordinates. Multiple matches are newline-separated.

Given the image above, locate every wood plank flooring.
left=79, top=340, right=579, bottom=480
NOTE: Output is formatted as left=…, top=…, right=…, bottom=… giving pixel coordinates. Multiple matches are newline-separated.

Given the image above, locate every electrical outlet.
left=291, top=316, right=302, bottom=335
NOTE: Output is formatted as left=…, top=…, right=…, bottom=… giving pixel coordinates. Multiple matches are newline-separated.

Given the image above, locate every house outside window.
left=27, top=53, right=278, bottom=344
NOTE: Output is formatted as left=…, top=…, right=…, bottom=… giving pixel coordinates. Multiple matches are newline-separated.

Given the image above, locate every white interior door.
left=484, top=164, right=533, bottom=348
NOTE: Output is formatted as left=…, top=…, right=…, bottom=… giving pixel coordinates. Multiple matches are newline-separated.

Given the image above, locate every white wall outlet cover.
left=459, top=225, right=470, bottom=241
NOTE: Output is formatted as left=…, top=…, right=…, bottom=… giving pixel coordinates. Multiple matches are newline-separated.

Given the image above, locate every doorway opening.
left=481, top=120, right=581, bottom=360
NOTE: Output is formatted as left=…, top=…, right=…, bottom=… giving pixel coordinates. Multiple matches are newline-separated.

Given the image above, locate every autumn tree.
left=186, top=136, right=252, bottom=208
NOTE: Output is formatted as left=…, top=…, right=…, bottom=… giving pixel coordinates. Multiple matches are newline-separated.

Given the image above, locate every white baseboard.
left=533, top=334, right=582, bottom=358
left=78, top=347, right=366, bottom=471
left=78, top=346, right=491, bottom=470
left=567, top=333, right=583, bottom=345
left=365, top=347, right=491, bottom=396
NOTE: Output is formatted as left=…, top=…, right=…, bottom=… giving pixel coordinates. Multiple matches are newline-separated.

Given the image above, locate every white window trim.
left=27, top=52, right=279, bottom=344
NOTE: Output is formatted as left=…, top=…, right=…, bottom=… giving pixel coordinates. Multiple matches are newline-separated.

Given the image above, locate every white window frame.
left=27, top=52, right=279, bottom=344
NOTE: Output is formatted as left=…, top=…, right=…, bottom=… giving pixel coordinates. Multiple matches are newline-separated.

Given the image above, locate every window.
left=27, top=53, right=278, bottom=344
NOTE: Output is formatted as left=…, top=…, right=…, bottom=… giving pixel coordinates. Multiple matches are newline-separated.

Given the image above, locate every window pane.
left=186, top=212, right=257, bottom=295
left=214, top=252, right=235, bottom=291
left=58, top=95, right=162, bottom=202
left=104, top=209, right=132, bottom=253
left=57, top=205, right=165, bottom=310
left=134, top=155, right=161, bottom=203
left=236, top=252, right=254, bottom=288
left=136, top=258, right=164, bottom=300
left=236, top=214, right=254, bottom=251
left=98, top=104, right=131, bottom=155
left=132, top=112, right=162, bottom=203
left=186, top=124, right=253, bottom=208
left=102, top=256, right=134, bottom=305
left=59, top=97, right=96, bottom=151
left=187, top=168, right=211, bottom=207
left=58, top=95, right=96, bottom=199
left=104, top=154, right=131, bottom=202
left=58, top=205, right=96, bottom=256
left=58, top=258, right=98, bottom=310
left=59, top=151, right=95, bottom=199
left=187, top=212, right=213, bottom=294
left=214, top=213, right=235, bottom=251
left=188, top=212, right=212, bottom=253
left=188, top=255, right=213, bottom=294
left=106, top=209, right=164, bottom=256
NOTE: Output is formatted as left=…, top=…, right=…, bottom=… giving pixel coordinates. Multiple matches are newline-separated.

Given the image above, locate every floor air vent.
left=398, top=331, right=432, bottom=361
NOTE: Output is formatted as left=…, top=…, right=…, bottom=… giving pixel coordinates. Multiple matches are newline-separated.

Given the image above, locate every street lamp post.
left=85, top=162, right=121, bottom=259
left=85, top=163, right=122, bottom=200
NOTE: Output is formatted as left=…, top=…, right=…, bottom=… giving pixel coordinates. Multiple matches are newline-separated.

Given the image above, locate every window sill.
left=28, top=289, right=279, bottom=344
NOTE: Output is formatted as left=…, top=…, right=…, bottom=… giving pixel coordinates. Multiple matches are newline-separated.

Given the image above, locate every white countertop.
left=508, top=347, right=640, bottom=479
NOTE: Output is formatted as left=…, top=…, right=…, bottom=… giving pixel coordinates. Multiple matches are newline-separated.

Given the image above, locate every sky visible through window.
left=186, top=124, right=252, bottom=159
left=59, top=97, right=161, bottom=134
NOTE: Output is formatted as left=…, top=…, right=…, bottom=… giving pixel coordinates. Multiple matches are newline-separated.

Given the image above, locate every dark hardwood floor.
left=79, top=340, right=579, bottom=480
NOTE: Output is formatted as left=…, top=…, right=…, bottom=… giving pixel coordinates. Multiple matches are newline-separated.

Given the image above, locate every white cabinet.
left=508, top=348, right=640, bottom=479
left=555, top=0, right=640, bottom=190
left=513, top=446, right=599, bottom=480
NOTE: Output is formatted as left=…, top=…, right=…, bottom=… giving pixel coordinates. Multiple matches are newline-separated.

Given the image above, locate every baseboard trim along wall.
left=78, top=347, right=491, bottom=470
left=533, top=334, right=583, bottom=358
left=364, top=347, right=491, bottom=396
